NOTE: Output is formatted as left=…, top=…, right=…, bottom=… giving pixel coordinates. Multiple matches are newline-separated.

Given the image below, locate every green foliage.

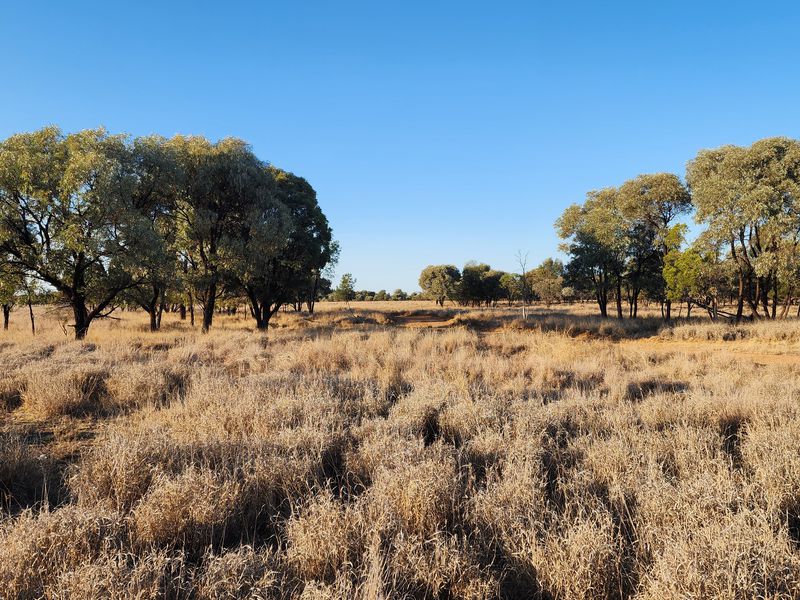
left=688, top=137, right=800, bottom=318
left=418, top=265, right=460, bottom=306
left=527, top=258, right=564, bottom=306
left=557, top=189, right=627, bottom=317
left=499, top=272, right=522, bottom=304
left=559, top=174, right=691, bottom=318
left=0, top=127, right=336, bottom=336
left=227, top=166, right=335, bottom=328
left=332, top=273, right=356, bottom=302
left=0, top=127, right=169, bottom=337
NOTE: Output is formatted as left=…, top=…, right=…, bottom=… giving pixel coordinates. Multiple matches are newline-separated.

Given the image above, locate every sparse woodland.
left=3, top=129, right=800, bottom=599
left=419, top=138, right=800, bottom=323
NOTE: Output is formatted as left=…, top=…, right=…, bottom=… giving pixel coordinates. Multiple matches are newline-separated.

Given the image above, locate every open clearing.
left=2, top=304, right=800, bottom=599
left=387, top=306, right=800, bottom=367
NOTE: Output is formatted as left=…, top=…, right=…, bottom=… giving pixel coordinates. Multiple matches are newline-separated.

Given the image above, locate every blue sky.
left=2, top=1, right=799, bottom=291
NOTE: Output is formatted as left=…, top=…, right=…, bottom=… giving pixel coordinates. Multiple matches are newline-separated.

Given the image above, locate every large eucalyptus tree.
left=556, top=188, right=627, bottom=318
left=687, top=137, right=800, bottom=320
left=230, top=167, right=336, bottom=330
left=618, top=173, right=692, bottom=319
left=169, top=136, right=275, bottom=333
left=0, top=127, right=164, bottom=339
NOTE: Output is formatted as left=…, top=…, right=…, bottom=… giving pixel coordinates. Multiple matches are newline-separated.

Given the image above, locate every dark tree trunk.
left=597, top=291, right=608, bottom=318
left=28, top=298, right=35, bottom=335
left=771, top=277, right=778, bottom=320
left=307, top=273, right=320, bottom=314
left=2, top=304, right=10, bottom=331
left=780, top=290, right=792, bottom=320
left=142, top=285, right=163, bottom=332
left=736, top=270, right=744, bottom=323
left=72, top=298, right=90, bottom=340
left=247, top=293, right=267, bottom=330
left=615, top=279, right=623, bottom=319
left=179, top=303, right=187, bottom=320
left=201, top=281, right=217, bottom=333
left=157, top=294, right=166, bottom=329
left=665, top=299, right=672, bottom=321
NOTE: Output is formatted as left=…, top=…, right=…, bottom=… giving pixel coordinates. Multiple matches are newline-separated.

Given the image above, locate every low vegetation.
left=2, top=306, right=800, bottom=598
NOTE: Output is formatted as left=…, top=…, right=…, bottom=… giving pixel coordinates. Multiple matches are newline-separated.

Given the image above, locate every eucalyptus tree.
left=499, top=272, right=522, bottom=305
left=0, top=127, right=164, bottom=339
left=619, top=173, right=692, bottom=319
left=482, top=269, right=506, bottom=306
left=419, top=265, right=461, bottom=306
left=120, top=135, right=181, bottom=331
left=459, top=262, right=492, bottom=306
left=170, top=136, right=274, bottom=333
left=663, top=230, right=737, bottom=320
left=304, top=275, right=332, bottom=313
left=332, top=273, right=357, bottom=302
left=269, top=167, right=336, bottom=318
left=527, top=258, right=564, bottom=307
left=687, top=137, right=800, bottom=320
left=230, top=167, right=336, bottom=329
left=557, top=188, right=627, bottom=318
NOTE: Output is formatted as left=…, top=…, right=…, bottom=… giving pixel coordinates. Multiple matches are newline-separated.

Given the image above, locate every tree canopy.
left=0, top=127, right=336, bottom=338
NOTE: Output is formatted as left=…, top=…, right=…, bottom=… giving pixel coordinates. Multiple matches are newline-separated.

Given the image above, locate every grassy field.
left=2, top=303, right=800, bottom=599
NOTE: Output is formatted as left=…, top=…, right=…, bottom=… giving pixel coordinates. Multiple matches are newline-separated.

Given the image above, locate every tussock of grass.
left=664, top=319, right=800, bottom=342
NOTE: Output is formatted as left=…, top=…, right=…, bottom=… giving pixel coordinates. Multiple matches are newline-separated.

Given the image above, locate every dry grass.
left=1, top=304, right=800, bottom=598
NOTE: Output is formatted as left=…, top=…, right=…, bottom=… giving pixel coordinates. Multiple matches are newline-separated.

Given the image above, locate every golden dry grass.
left=1, top=304, right=800, bottom=598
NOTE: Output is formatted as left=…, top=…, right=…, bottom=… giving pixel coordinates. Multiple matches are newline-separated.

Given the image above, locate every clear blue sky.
left=2, top=1, right=799, bottom=291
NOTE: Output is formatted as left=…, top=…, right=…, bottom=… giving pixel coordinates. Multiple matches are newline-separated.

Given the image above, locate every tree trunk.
left=615, top=279, right=623, bottom=319
left=179, top=303, right=187, bottom=320
left=157, top=291, right=166, bottom=329
left=72, top=298, right=91, bottom=340
left=780, top=290, right=792, bottom=320
left=2, top=304, right=10, bottom=331
left=201, top=282, right=216, bottom=333
left=142, top=286, right=163, bottom=332
left=256, top=306, right=271, bottom=331
left=771, top=277, right=778, bottom=320
left=736, top=270, right=745, bottom=323
left=28, top=298, right=35, bottom=335
left=665, top=299, right=672, bottom=321
left=307, top=274, right=320, bottom=314
left=686, top=301, right=692, bottom=318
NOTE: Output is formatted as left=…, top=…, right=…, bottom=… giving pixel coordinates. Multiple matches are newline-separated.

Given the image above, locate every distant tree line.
left=325, top=273, right=419, bottom=302
left=417, top=260, right=570, bottom=308
left=0, top=127, right=337, bottom=339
